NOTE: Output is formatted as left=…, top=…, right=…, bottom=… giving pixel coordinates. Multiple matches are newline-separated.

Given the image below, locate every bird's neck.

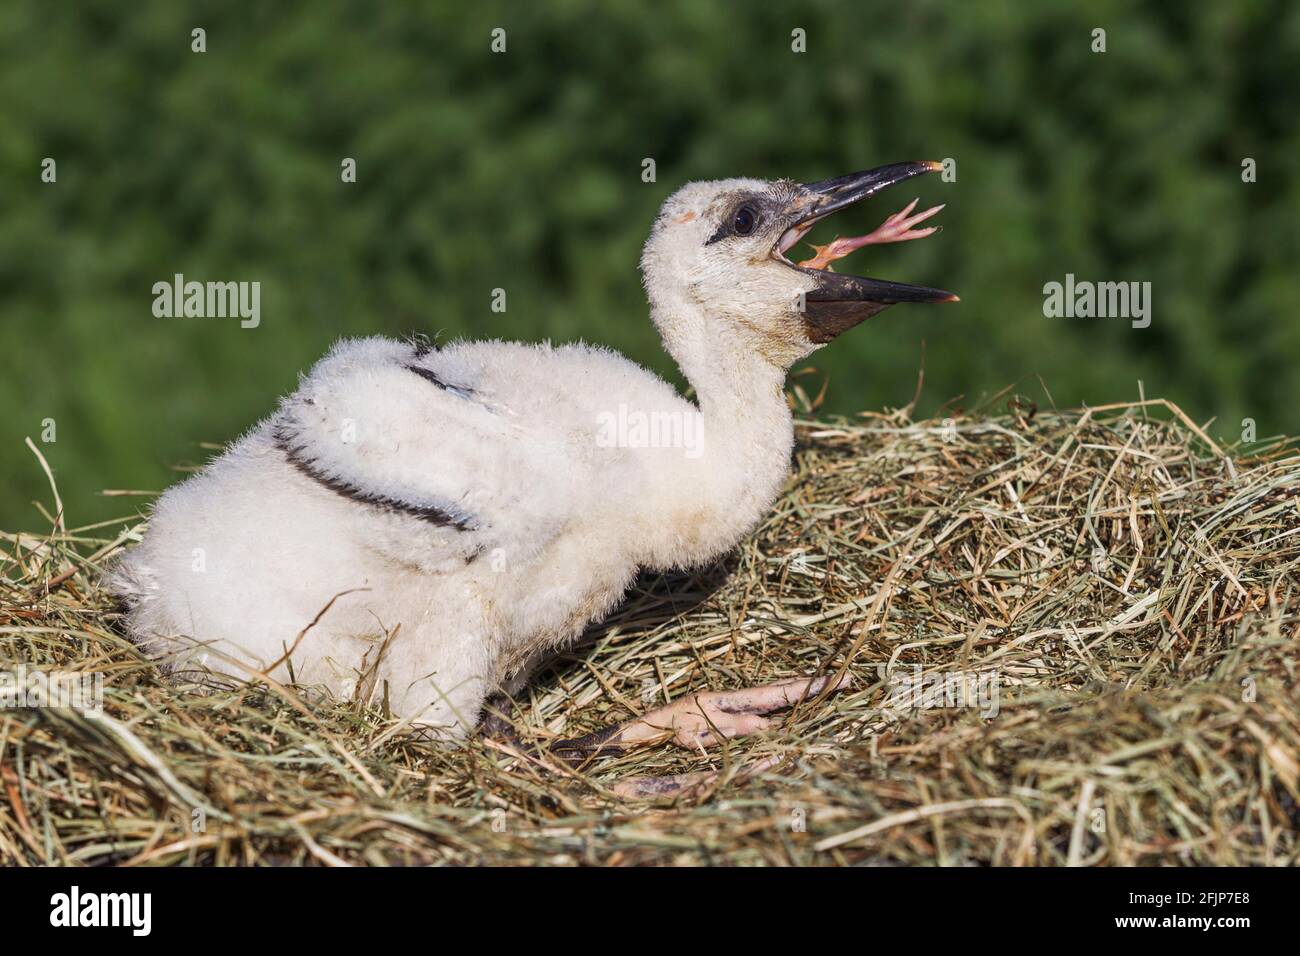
left=643, top=296, right=796, bottom=568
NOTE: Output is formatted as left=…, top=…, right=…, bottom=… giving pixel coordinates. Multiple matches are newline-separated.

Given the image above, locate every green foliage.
left=2, top=0, right=1298, bottom=526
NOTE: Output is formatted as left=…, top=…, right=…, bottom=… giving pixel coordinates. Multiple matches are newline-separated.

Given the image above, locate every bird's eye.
left=733, top=206, right=757, bottom=236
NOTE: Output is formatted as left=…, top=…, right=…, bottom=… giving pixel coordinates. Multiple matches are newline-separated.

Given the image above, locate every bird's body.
left=110, top=335, right=794, bottom=729
left=109, top=163, right=953, bottom=740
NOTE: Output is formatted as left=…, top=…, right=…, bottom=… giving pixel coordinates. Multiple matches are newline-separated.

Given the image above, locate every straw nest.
left=2, top=397, right=1298, bottom=866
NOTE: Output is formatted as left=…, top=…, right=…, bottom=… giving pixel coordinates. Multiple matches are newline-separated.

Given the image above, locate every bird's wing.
left=273, top=337, right=575, bottom=568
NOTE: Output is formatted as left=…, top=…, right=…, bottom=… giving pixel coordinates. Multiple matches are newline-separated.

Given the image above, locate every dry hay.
left=2, top=397, right=1298, bottom=866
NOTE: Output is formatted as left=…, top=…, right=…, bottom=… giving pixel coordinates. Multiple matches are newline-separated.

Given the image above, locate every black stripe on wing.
left=404, top=364, right=475, bottom=399
left=272, top=424, right=477, bottom=530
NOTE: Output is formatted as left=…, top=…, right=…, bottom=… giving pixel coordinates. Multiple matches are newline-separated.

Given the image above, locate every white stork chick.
left=107, top=161, right=954, bottom=747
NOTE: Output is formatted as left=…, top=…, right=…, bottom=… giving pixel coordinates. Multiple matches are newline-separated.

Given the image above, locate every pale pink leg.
left=798, top=199, right=945, bottom=271
left=554, top=673, right=851, bottom=757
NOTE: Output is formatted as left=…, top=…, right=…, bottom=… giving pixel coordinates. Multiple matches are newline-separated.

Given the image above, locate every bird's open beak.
left=775, top=161, right=958, bottom=343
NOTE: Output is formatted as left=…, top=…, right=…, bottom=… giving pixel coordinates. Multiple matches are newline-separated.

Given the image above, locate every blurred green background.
left=2, top=0, right=1298, bottom=530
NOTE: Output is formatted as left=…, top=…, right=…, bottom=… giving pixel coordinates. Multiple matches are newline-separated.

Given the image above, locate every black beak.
left=789, top=161, right=957, bottom=343
left=799, top=161, right=943, bottom=221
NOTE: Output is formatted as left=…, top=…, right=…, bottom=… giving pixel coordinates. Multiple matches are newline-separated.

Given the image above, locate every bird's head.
left=641, top=161, right=957, bottom=371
